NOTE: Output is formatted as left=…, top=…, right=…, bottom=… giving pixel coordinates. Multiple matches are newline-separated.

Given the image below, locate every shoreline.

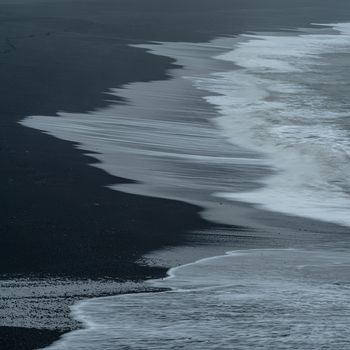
left=43, top=247, right=350, bottom=349
left=2, top=1, right=350, bottom=349
left=0, top=4, right=211, bottom=349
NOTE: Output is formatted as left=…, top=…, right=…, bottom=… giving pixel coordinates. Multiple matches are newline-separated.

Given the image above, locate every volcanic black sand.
left=0, top=328, right=64, bottom=350
left=2, top=0, right=350, bottom=349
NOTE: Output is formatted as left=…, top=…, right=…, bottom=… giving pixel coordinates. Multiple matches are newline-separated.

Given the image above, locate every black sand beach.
left=0, top=328, right=63, bottom=350
left=2, top=0, right=350, bottom=349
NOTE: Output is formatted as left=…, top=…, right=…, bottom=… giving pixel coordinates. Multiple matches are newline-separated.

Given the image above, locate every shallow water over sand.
left=43, top=248, right=350, bottom=350
left=21, top=24, right=350, bottom=228
left=20, top=23, right=350, bottom=350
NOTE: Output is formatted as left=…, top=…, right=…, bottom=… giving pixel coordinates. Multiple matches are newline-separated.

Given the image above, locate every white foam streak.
left=195, top=23, right=350, bottom=226
left=20, top=22, right=350, bottom=227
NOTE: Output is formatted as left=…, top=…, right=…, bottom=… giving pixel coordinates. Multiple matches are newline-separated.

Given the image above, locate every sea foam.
left=21, top=23, right=350, bottom=228
left=41, top=249, right=350, bottom=349
left=194, top=23, right=350, bottom=227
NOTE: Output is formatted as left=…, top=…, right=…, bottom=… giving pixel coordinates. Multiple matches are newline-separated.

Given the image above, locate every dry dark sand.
left=2, top=0, right=350, bottom=349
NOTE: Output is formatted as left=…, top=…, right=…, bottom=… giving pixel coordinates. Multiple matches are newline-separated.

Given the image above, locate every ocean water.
left=21, top=23, right=350, bottom=349
left=42, top=249, right=350, bottom=349
left=198, top=23, right=350, bottom=227
left=21, top=23, right=350, bottom=227
left=21, top=40, right=269, bottom=206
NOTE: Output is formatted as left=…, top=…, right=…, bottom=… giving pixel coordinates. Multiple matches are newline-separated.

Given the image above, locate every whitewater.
left=20, top=23, right=350, bottom=349
left=41, top=248, right=350, bottom=349
left=22, top=23, right=350, bottom=228
left=201, top=23, right=350, bottom=227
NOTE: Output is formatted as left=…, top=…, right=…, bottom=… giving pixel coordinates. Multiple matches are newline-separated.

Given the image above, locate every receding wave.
left=21, top=23, right=350, bottom=229
left=41, top=249, right=350, bottom=349
left=196, top=23, right=350, bottom=227
left=22, top=23, right=350, bottom=350
left=20, top=40, right=271, bottom=209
